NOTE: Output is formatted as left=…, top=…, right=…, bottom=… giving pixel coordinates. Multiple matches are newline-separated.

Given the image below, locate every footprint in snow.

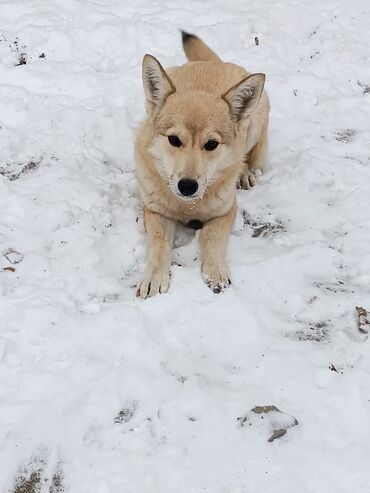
left=4, top=248, right=24, bottom=265
left=11, top=450, right=64, bottom=493
left=334, top=129, right=356, bottom=143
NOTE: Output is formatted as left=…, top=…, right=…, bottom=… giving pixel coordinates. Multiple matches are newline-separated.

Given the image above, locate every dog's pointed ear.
left=222, top=73, right=265, bottom=123
left=142, top=54, right=176, bottom=114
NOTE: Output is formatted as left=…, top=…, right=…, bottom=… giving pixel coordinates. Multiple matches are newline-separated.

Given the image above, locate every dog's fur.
left=135, top=32, right=270, bottom=298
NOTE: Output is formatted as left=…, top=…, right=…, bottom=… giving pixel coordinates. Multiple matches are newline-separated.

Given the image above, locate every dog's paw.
left=202, top=263, right=231, bottom=294
left=136, top=266, right=170, bottom=299
left=237, top=170, right=258, bottom=190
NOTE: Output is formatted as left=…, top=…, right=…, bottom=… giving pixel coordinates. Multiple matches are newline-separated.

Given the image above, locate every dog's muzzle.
left=178, top=178, right=198, bottom=197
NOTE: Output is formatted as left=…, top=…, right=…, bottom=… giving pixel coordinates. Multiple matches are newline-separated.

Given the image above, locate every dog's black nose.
left=178, top=178, right=198, bottom=197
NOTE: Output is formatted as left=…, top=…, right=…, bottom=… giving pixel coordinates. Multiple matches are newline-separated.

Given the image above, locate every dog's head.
left=142, top=54, right=265, bottom=200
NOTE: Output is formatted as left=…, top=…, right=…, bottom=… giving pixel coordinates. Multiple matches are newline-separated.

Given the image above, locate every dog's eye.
left=168, top=135, right=182, bottom=147
left=204, top=139, right=219, bottom=151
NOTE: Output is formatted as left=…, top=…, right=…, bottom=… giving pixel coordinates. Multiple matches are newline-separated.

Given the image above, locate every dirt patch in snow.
left=241, top=211, right=286, bottom=238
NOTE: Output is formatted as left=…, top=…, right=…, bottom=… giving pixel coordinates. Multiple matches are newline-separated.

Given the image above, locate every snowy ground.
left=1, top=0, right=370, bottom=491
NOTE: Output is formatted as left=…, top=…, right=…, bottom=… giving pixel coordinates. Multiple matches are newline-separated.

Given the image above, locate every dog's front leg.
left=137, top=208, right=176, bottom=299
left=199, top=202, right=236, bottom=293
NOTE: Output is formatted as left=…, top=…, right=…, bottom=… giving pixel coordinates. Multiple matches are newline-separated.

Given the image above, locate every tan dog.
left=135, top=32, right=270, bottom=298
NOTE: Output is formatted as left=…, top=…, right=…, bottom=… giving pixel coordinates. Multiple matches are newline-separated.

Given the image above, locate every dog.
left=135, top=31, right=270, bottom=298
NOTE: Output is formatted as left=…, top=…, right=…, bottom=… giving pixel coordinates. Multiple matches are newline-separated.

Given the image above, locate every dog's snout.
left=178, top=178, right=198, bottom=197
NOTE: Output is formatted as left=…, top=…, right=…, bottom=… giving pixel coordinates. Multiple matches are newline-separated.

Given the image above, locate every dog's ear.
left=142, top=54, right=176, bottom=114
left=222, top=73, right=265, bottom=123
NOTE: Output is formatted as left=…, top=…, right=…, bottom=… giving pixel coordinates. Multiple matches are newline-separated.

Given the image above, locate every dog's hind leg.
left=137, top=209, right=176, bottom=299
left=238, top=124, right=268, bottom=190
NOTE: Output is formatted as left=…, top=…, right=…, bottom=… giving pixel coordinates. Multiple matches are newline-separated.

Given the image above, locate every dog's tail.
left=181, top=31, right=221, bottom=62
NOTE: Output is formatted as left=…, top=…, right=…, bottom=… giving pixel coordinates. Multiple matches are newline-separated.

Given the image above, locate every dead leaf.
left=251, top=405, right=280, bottom=414
left=356, top=306, right=369, bottom=334
left=268, top=428, right=287, bottom=442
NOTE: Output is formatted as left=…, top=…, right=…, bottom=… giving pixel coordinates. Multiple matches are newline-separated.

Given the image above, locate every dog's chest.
left=157, top=186, right=234, bottom=224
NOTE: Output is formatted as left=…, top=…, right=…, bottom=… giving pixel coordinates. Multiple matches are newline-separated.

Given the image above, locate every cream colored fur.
left=135, top=32, right=270, bottom=298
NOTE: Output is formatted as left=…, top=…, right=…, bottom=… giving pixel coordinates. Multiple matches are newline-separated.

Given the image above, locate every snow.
left=0, top=0, right=370, bottom=491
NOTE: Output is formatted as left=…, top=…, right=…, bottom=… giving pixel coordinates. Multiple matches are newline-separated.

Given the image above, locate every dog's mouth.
left=175, top=191, right=203, bottom=202
left=167, top=177, right=206, bottom=201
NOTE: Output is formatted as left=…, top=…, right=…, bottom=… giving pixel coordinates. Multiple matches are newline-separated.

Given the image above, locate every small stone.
left=239, top=404, right=298, bottom=443
left=16, top=53, right=27, bottom=65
